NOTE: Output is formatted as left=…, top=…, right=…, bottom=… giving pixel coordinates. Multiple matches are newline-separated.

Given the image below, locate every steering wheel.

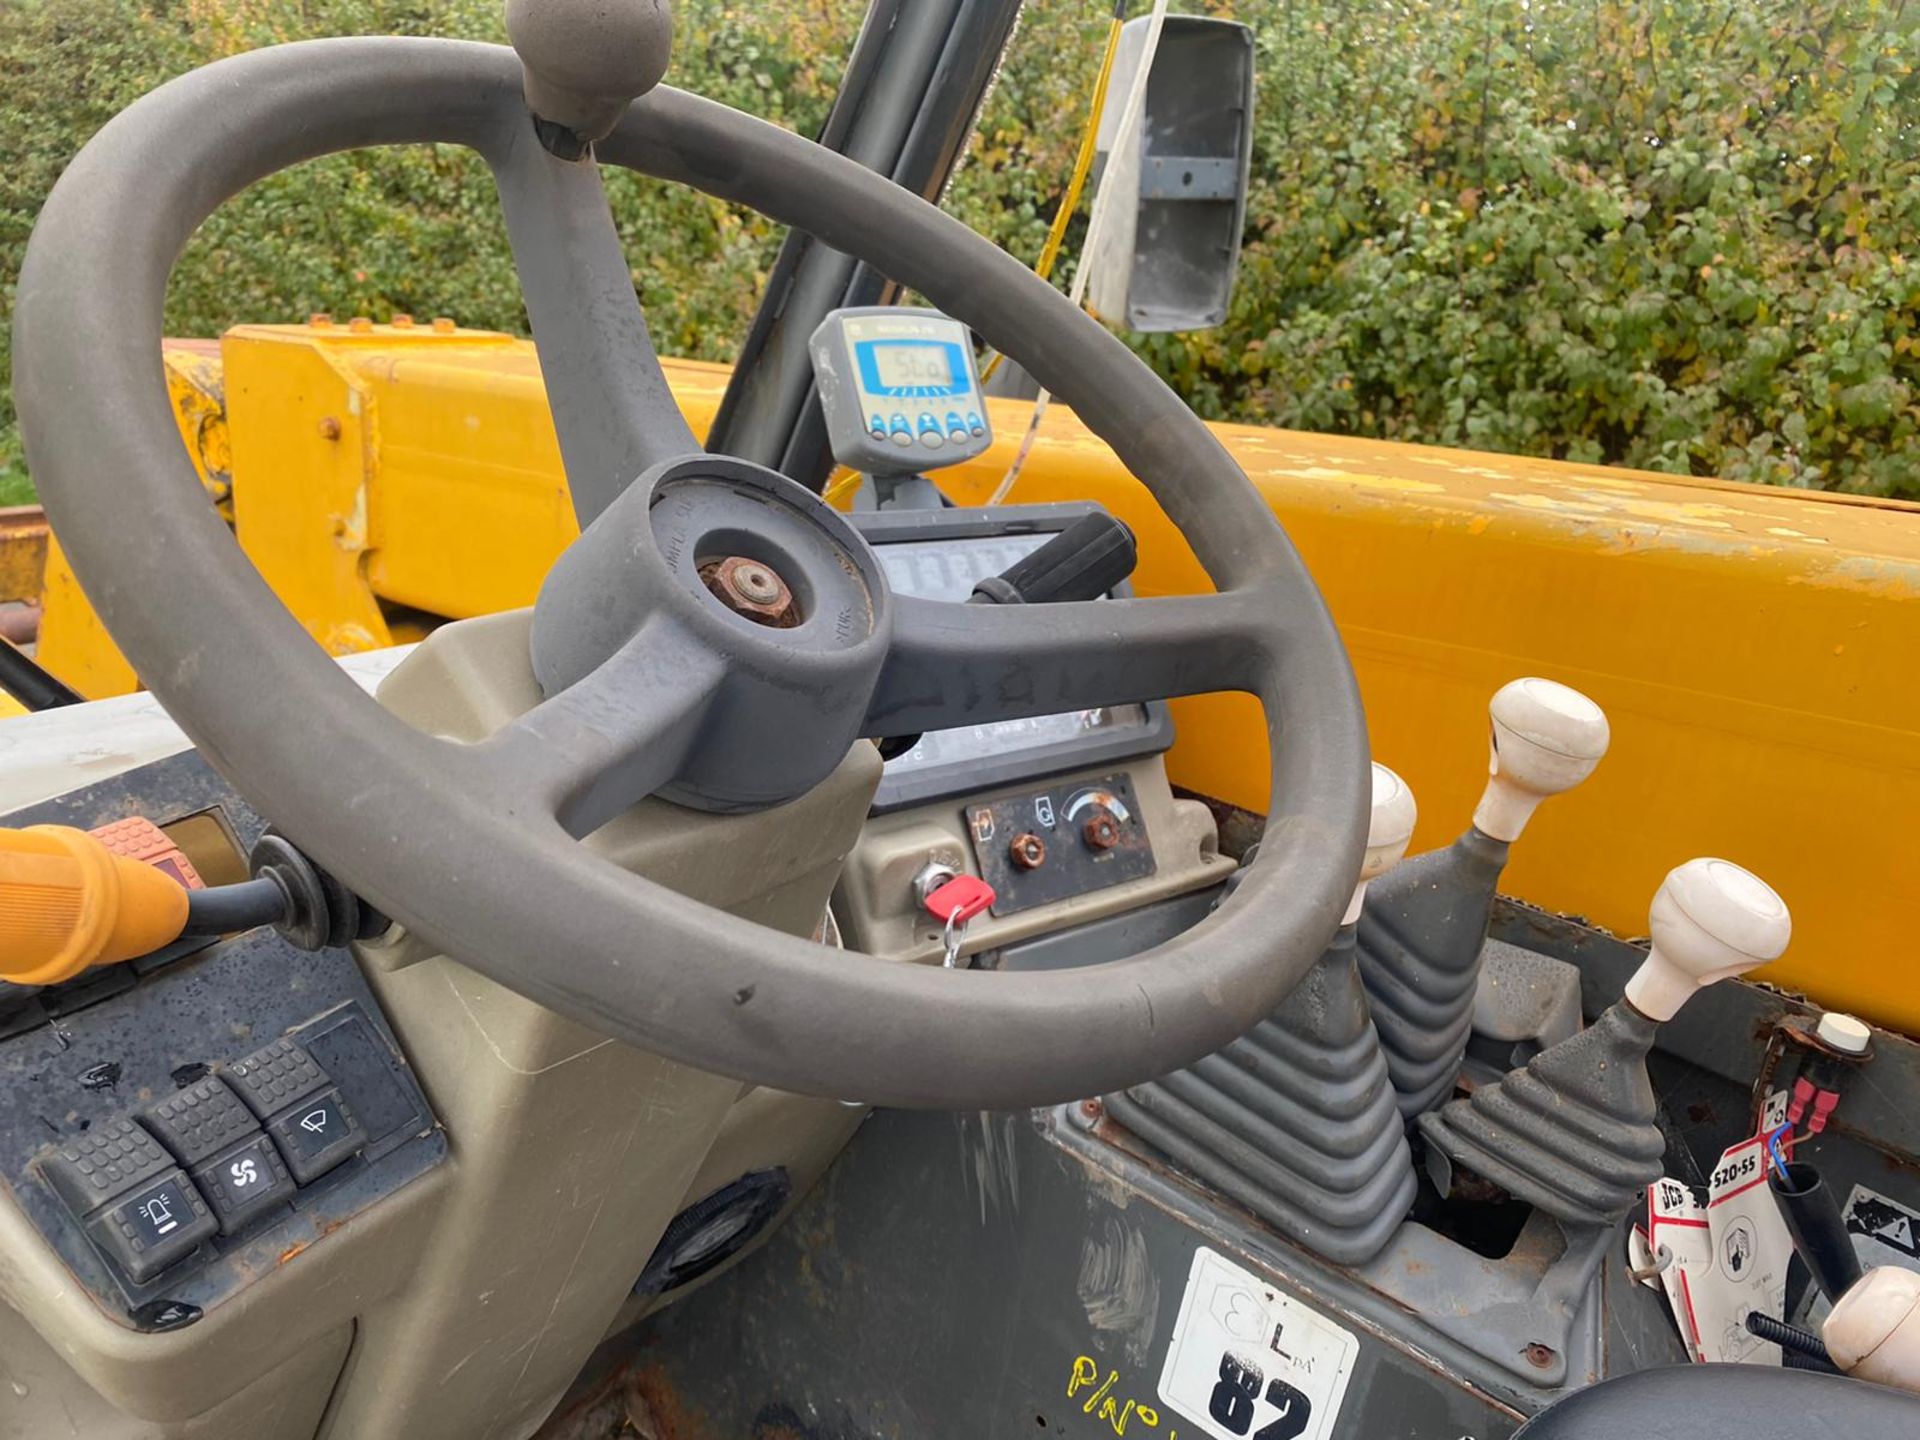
left=12, top=2, right=1368, bottom=1110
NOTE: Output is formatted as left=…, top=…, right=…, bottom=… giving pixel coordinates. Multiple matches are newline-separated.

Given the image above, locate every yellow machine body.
left=24, top=321, right=1920, bottom=1034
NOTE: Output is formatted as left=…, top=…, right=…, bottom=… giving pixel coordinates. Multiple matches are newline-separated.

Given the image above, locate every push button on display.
left=267, top=1087, right=366, bottom=1184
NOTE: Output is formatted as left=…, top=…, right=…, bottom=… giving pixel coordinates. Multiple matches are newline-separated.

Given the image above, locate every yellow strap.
left=979, top=11, right=1127, bottom=385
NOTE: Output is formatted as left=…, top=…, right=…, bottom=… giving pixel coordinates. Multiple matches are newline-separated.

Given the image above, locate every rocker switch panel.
left=39, top=1120, right=215, bottom=1283
left=225, top=1038, right=366, bottom=1184
left=144, top=1074, right=293, bottom=1234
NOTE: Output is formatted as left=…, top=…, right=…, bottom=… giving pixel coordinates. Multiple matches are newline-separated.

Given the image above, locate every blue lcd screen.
left=855, top=338, right=972, bottom=399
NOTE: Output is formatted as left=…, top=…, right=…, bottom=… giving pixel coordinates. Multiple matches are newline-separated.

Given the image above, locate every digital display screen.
left=855, top=338, right=972, bottom=399
left=875, top=534, right=1153, bottom=778
left=873, top=344, right=955, bottom=391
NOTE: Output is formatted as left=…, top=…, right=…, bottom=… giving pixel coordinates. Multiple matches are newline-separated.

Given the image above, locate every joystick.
left=1105, top=764, right=1421, bottom=1264
left=1419, top=858, right=1791, bottom=1226
left=1357, top=678, right=1609, bottom=1115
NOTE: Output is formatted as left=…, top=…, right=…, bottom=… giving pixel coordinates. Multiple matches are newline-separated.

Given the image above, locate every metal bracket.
left=1139, top=155, right=1241, bottom=202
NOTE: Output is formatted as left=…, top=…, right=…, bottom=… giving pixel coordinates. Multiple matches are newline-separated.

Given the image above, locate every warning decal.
left=1845, top=1186, right=1920, bottom=1262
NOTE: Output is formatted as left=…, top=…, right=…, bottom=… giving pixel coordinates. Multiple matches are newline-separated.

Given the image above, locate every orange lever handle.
left=0, top=825, right=190, bottom=986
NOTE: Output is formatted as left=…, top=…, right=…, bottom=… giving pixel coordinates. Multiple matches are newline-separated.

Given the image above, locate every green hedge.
left=4, top=0, right=1918, bottom=506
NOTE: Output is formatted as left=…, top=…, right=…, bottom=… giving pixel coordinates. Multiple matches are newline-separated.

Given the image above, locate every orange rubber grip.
left=0, top=825, right=191, bottom=986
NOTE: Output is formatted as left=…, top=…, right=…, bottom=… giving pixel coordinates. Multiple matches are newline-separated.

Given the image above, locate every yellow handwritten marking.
left=1084, top=1370, right=1119, bottom=1416
left=1066, top=1355, right=1175, bottom=1435
left=1069, top=1356, right=1100, bottom=1398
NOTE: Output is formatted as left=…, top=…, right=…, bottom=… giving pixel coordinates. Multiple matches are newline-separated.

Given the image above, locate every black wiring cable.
left=0, top=636, right=82, bottom=710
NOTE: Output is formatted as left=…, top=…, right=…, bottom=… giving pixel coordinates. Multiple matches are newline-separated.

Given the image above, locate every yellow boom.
left=27, top=319, right=1920, bottom=1033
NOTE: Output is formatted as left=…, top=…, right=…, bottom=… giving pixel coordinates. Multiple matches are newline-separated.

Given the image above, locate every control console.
left=0, top=751, right=444, bottom=1330
left=833, top=502, right=1234, bottom=965
left=966, top=771, right=1154, bottom=915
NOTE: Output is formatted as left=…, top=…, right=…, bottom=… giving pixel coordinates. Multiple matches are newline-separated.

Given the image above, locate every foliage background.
left=2, top=0, right=1918, bottom=506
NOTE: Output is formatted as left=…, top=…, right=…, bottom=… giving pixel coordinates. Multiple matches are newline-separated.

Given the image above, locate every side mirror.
left=1082, top=15, right=1255, bottom=334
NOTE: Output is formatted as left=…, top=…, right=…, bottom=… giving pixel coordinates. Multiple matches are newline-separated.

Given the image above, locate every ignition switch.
left=911, top=858, right=961, bottom=909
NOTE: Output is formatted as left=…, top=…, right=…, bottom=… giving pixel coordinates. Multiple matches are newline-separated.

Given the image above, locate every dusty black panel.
left=301, top=1009, right=426, bottom=1150
left=0, top=750, right=445, bottom=1326
left=966, top=771, right=1155, bottom=916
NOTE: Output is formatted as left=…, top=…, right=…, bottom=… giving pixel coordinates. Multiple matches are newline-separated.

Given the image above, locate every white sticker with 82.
left=1158, top=1247, right=1358, bottom=1440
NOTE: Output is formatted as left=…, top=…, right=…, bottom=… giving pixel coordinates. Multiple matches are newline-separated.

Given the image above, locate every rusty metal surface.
left=0, top=506, right=49, bottom=606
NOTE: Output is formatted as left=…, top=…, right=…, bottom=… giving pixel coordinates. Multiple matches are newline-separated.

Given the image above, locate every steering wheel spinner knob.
left=506, top=0, right=674, bottom=149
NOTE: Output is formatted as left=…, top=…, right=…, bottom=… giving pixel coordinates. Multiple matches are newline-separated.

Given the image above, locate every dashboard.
left=851, top=505, right=1173, bottom=814
left=0, top=503, right=1211, bottom=1344
left=834, top=503, right=1232, bottom=959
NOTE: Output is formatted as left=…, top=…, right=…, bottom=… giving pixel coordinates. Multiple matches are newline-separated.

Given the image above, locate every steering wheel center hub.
left=530, top=452, right=892, bottom=814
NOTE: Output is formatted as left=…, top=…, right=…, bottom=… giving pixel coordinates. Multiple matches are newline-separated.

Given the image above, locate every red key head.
left=923, top=874, right=996, bottom=926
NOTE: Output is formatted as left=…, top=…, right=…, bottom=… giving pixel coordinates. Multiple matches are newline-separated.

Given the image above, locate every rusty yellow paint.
left=35, top=532, right=140, bottom=698
left=163, top=340, right=233, bottom=515
left=223, top=322, right=404, bottom=656
left=34, top=323, right=1920, bottom=1034
left=0, top=506, right=49, bottom=605
left=35, top=343, right=239, bottom=694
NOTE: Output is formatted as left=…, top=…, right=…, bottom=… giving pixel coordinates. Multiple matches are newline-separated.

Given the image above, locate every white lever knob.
left=1825, top=1267, right=1920, bottom=1392
left=1471, top=678, right=1610, bottom=842
left=1345, top=763, right=1417, bottom=924
left=1624, top=858, right=1791, bottom=1022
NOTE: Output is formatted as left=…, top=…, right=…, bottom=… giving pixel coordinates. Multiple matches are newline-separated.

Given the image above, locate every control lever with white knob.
left=1419, top=859, right=1789, bottom=1226
left=1346, top=762, right=1417, bottom=924
left=1104, top=764, right=1422, bottom=1265
left=1358, top=678, right=1610, bottom=1116
left=1625, top=857, right=1793, bottom=1020
left=1472, top=677, right=1612, bottom=842
left=1826, top=1267, right=1920, bottom=1393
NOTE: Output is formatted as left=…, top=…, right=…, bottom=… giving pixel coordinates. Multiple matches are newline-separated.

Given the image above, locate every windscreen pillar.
left=705, top=0, right=1023, bottom=491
